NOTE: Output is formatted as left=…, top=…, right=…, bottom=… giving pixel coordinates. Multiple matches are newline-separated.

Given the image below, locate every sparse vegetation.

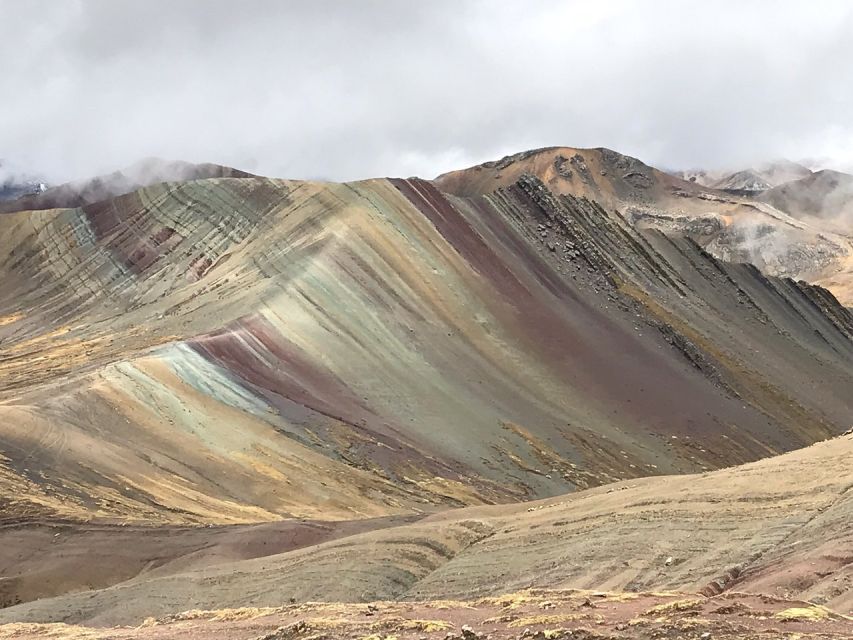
left=773, top=605, right=832, bottom=622
left=642, top=598, right=705, bottom=617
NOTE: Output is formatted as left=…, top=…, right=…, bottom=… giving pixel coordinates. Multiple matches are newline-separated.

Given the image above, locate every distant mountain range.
left=0, top=158, right=252, bottom=213
left=672, top=159, right=813, bottom=192
left=0, top=160, right=46, bottom=202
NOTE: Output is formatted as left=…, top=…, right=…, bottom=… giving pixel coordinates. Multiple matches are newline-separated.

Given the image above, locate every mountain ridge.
left=1, top=172, right=851, bottom=527
left=0, top=159, right=254, bottom=214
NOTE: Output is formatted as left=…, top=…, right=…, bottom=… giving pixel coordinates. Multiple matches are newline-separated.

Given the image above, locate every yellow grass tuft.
left=642, top=598, right=704, bottom=617
left=165, top=607, right=282, bottom=622
left=369, top=618, right=452, bottom=633
left=773, top=606, right=831, bottom=622
left=481, top=590, right=542, bottom=609
left=507, top=613, right=596, bottom=628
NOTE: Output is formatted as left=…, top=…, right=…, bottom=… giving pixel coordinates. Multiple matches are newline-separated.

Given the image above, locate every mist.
left=2, top=0, right=853, bottom=184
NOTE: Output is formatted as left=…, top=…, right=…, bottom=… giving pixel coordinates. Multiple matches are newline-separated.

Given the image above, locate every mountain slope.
left=761, top=169, right=853, bottom=223
left=2, top=432, right=851, bottom=625
left=752, top=170, right=853, bottom=304
left=435, top=146, right=705, bottom=210
left=1, top=174, right=851, bottom=527
left=438, top=147, right=853, bottom=306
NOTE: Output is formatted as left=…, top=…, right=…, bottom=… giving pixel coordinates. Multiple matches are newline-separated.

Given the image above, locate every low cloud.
left=2, top=0, right=853, bottom=183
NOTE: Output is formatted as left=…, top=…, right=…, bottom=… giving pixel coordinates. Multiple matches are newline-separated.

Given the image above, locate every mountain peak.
left=434, top=146, right=698, bottom=207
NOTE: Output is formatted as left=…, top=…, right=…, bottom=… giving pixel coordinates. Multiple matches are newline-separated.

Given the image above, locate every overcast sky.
left=2, top=0, right=853, bottom=183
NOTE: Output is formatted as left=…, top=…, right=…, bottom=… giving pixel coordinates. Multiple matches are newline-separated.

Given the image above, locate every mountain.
left=0, top=158, right=253, bottom=214
left=1, top=152, right=852, bottom=631
left=438, top=147, right=853, bottom=306
left=711, top=168, right=775, bottom=192
left=753, top=169, right=853, bottom=306
left=435, top=146, right=705, bottom=209
left=0, top=161, right=46, bottom=203
left=671, top=160, right=813, bottom=193
left=712, top=160, right=814, bottom=193
left=2, top=171, right=852, bottom=528
left=762, top=169, right=853, bottom=222
left=0, top=179, right=46, bottom=202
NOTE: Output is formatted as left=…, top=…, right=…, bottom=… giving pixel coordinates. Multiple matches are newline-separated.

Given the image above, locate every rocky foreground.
left=1, top=589, right=850, bottom=639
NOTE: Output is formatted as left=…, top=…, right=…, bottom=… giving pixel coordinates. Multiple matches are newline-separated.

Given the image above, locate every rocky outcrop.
left=437, top=147, right=853, bottom=306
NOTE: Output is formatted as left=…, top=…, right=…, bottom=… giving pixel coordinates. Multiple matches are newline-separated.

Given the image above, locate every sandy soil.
left=1, top=589, right=850, bottom=639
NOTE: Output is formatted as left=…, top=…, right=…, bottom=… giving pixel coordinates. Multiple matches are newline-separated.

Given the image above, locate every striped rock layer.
left=0, top=174, right=852, bottom=525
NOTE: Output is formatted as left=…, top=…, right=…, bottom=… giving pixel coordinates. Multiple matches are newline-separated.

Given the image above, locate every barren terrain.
left=0, top=150, right=851, bottom=638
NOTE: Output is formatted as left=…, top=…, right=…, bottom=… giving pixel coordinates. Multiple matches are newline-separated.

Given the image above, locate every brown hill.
left=435, top=146, right=704, bottom=209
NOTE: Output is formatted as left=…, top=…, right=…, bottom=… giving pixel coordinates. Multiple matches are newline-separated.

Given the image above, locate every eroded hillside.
left=0, top=173, right=851, bottom=526
left=437, top=147, right=853, bottom=306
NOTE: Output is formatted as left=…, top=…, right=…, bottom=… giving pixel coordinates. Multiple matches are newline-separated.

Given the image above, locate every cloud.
left=1, top=0, right=852, bottom=183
